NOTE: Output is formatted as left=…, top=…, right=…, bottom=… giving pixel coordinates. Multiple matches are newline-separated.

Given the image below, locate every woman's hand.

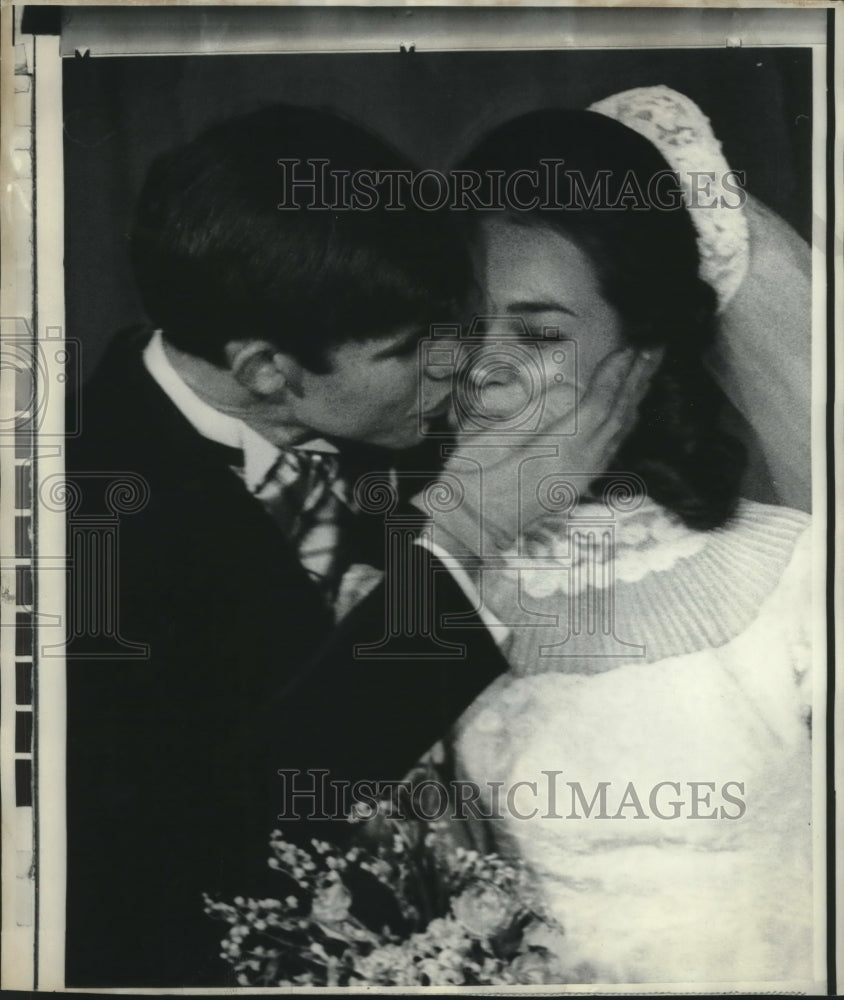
left=428, top=348, right=664, bottom=557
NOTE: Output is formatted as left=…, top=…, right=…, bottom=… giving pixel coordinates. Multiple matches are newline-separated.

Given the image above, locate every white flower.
left=451, top=883, right=519, bottom=940
left=310, top=878, right=352, bottom=924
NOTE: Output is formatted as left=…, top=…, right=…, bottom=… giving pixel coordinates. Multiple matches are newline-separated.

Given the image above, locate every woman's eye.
left=525, top=322, right=569, bottom=342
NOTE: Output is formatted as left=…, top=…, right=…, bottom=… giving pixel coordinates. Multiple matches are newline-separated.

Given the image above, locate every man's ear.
left=224, top=340, right=305, bottom=398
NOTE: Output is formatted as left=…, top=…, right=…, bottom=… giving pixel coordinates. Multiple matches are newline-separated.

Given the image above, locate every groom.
left=64, top=104, right=508, bottom=988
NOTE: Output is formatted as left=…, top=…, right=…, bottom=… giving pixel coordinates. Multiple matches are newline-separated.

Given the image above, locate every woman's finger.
left=619, top=347, right=666, bottom=412
left=586, top=346, right=639, bottom=396
left=579, top=348, right=665, bottom=469
left=591, top=347, right=665, bottom=440
left=572, top=347, right=639, bottom=439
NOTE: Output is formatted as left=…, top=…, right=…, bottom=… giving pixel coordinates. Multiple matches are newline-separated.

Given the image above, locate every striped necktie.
left=252, top=448, right=352, bottom=605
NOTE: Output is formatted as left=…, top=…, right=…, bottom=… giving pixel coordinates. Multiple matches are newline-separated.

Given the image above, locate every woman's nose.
left=467, top=350, right=525, bottom=389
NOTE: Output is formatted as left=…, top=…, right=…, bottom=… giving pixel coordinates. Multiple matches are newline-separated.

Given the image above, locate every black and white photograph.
left=0, top=3, right=838, bottom=993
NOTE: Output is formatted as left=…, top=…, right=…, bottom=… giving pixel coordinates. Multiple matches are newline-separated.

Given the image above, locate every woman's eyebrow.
left=505, top=300, right=579, bottom=318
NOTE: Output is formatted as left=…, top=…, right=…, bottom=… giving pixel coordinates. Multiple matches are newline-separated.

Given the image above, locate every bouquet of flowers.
left=204, top=815, right=585, bottom=986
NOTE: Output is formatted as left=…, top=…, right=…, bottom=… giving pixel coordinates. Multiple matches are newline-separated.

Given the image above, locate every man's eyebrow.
left=505, top=300, right=579, bottom=318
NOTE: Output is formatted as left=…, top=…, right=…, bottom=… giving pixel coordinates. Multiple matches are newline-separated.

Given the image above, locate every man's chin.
left=329, top=414, right=450, bottom=454
left=328, top=431, right=421, bottom=457
left=384, top=414, right=452, bottom=451
left=386, top=430, right=428, bottom=451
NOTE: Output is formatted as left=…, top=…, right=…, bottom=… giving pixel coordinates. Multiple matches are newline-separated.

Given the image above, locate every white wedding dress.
left=452, top=498, right=816, bottom=984
left=439, top=86, right=818, bottom=986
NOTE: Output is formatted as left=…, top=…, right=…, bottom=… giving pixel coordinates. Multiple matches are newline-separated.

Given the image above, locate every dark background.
left=63, top=47, right=813, bottom=383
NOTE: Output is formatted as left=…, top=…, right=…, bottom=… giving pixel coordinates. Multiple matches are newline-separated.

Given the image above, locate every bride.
left=424, top=87, right=817, bottom=986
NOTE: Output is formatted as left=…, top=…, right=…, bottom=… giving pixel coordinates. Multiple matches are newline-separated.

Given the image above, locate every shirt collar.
left=143, top=330, right=336, bottom=492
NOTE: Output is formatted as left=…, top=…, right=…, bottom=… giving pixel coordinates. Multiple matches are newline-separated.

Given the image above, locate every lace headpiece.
left=589, top=86, right=750, bottom=310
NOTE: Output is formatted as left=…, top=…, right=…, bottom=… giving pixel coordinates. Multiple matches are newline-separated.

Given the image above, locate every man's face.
left=289, top=323, right=452, bottom=450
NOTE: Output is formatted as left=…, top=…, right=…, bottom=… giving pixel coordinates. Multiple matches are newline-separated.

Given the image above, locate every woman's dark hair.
left=130, top=103, right=475, bottom=372
left=458, top=108, right=746, bottom=530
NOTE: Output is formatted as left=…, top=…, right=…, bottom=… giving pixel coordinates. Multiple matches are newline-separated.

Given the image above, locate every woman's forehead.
left=478, top=215, right=604, bottom=307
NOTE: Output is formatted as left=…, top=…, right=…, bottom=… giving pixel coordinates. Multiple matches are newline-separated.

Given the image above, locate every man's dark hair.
left=130, top=103, right=474, bottom=372
left=458, top=108, right=747, bottom=530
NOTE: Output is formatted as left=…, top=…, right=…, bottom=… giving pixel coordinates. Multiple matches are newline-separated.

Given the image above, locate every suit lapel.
left=74, top=327, right=335, bottom=635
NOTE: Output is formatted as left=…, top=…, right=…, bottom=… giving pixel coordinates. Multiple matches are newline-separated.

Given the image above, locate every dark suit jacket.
left=64, top=330, right=507, bottom=987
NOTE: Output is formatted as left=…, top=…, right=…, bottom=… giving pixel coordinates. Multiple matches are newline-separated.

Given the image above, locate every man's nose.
left=420, top=370, right=453, bottom=413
